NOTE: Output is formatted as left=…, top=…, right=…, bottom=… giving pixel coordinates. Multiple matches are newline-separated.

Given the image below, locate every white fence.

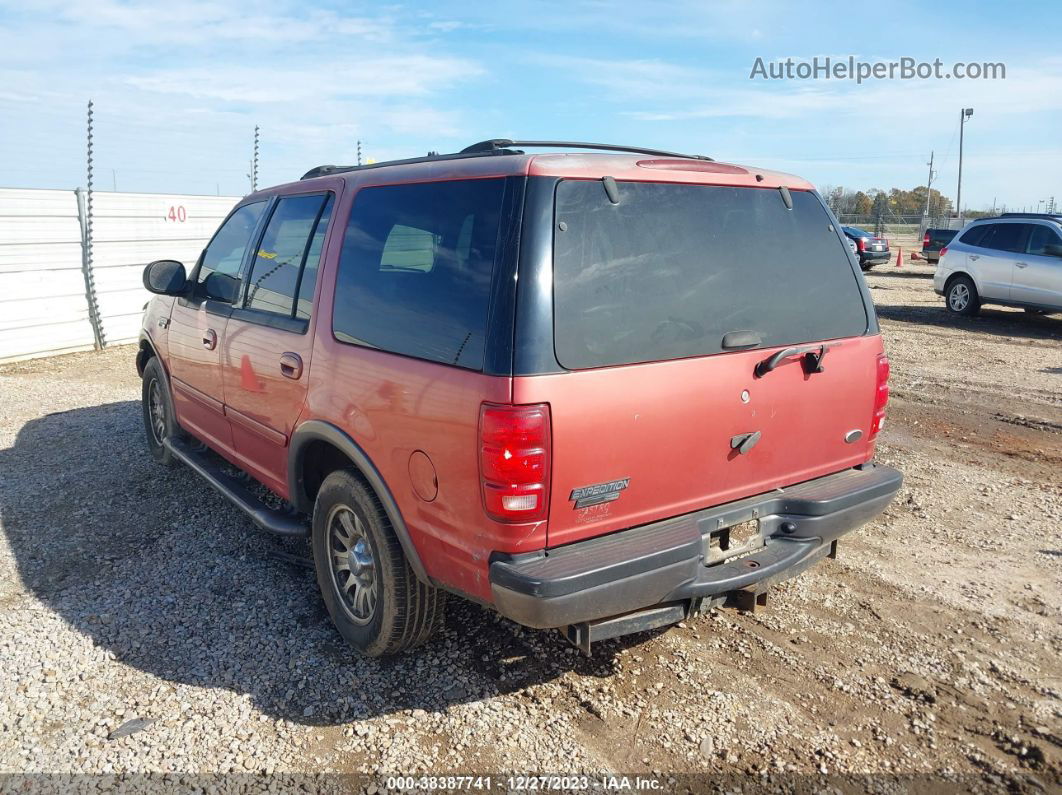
left=0, top=188, right=239, bottom=363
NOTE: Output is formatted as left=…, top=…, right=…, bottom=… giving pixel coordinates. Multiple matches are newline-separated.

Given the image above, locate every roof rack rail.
left=460, top=139, right=713, bottom=161
left=300, top=147, right=522, bottom=180
left=995, top=212, right=1062, bottom=220
left=301, top=138, right=712, bottom=180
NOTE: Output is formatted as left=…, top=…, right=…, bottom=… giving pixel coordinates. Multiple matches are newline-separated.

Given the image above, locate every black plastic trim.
left=482, top=177, right=526, bottom=376
left=227, top=306, right=308, bottom=335
left=288, top=420, right=428, bottom=582
left=512, top=176, right=565, bottom=375
left=489, top=465, right=902, bottom=627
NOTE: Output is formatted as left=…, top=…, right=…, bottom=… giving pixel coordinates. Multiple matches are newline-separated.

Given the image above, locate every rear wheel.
left=945, top=275, right=980, bottom=316
left=311, top=469, right=445, bottom=656
left=141, top=357, right=179, bottom=466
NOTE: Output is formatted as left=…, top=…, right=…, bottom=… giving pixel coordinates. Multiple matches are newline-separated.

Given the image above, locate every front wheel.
left=945, top=275, right=981, bottom=316
left=141, top=357, right=179, bottom=466
left=311, top=469, right=445, bottom=656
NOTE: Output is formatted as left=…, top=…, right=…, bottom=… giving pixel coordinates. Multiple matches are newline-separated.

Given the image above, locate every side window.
left=333, top=179, right=506, bottom=370
left=197, top=201, right=267, bottom=299
left=981, top=223, right=1028, bottom=253
left=294, top=196, right=333, bottom=320
left=1026, top=224, right=1062, bottom=256
left=959, top=224, right=989, bottom=247
left=244, top=194, right=330, bottom=317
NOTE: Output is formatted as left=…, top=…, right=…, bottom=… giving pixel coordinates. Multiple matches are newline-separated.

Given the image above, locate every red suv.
left=138, top=140, right=901, bottom=656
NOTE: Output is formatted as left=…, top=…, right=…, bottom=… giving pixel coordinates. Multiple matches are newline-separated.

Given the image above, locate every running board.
left=164, top=437, right=309, bottom=537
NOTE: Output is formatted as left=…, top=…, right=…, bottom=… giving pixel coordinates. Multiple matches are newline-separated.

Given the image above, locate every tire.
left=311, top=469, right=445, bottom=656
left=861, top=261, right=875, bottom=272
left=141, top=356, right=179, bottom=466
left=945, top=275, right=980, bottom=316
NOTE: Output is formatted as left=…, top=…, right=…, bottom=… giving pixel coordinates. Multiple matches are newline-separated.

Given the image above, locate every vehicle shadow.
left=865, top=269, right=934, bottom=279
left=875, top=303, right=1062, bottom=342
left=0, top=401, right=656, bottom=727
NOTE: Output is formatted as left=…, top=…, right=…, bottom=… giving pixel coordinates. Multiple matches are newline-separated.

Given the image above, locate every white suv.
left=934, top=214, right=1062, bottom=316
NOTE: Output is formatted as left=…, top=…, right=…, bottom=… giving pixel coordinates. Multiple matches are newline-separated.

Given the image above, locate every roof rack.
left=995, top=212, right=1062, bottom=221
left=459, top=139, right=714, bottom=161
left=301, top=138, right=712, bottom=180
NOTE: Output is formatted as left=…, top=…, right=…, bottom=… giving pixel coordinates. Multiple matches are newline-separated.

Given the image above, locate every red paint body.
left=144, top=152, right=884, bottom=608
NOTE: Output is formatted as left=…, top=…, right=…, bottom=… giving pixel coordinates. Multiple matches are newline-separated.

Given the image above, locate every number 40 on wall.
left=166, top=205, right=187, bottom=222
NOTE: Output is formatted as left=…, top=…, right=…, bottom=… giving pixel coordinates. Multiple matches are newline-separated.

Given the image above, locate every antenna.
left=357, top=139, right=362, bottom=167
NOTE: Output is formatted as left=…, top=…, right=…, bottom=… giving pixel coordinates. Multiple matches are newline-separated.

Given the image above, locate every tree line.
left=819, top=185, right=953, bottom=218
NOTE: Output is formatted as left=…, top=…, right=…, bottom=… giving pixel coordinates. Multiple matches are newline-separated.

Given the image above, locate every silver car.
left=934, top=214, right=1062, bottom=315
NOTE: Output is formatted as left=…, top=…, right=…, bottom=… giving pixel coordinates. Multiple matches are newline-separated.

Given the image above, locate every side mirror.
left=201, top=271, right=241, bottom=303
left=143, top=260, right=187, bottom=295
left=1043, top=243, right=1062, bottom=257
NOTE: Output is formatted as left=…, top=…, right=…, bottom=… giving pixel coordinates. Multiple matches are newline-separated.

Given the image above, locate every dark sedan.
left=842, top=226, right=891, bottom=271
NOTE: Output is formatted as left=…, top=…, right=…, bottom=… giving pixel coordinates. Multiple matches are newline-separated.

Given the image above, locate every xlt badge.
left=570, top=478, right=630, bottom=509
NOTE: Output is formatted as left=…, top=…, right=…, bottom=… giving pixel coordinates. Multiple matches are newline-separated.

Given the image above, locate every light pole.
left=956, top=107, right=973, bottom=222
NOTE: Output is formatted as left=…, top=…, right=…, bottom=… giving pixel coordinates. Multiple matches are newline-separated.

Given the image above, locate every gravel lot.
left=1, top=257, right=1059, bottom=792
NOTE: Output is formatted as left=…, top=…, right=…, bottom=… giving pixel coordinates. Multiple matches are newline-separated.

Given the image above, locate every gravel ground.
left=1, top=256, right=1059, bottom=792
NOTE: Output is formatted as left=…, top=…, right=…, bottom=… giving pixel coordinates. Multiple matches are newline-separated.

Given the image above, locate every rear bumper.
left=489, top=464, right=902, bottom=629
left=860, top=252, right=891, bottom=264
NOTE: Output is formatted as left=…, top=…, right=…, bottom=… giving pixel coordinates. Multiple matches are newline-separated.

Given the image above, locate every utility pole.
left=357, top=139, right=362, bottom=166
left=922, top=151, right=935, bottom=222
left=251, top=125, right=260, bottom=191
left=956, top=107, right=973, bottom=222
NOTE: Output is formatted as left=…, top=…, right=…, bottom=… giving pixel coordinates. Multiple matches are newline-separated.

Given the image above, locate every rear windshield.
left=553, top=180, right=868, bottom=370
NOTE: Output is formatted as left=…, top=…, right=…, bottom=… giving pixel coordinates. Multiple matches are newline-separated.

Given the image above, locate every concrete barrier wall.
left=0, top=188, right=240, bottom=363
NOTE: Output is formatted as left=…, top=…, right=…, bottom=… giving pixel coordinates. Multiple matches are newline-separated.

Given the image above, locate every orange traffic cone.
left=895, top=247, right=903, bottom=267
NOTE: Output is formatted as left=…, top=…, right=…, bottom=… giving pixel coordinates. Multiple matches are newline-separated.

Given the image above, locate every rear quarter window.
left=960, top=224, right=990, bottom=247
left=553, top=181, right=869, bottom=369
left=332, top=178, right=506, bottom=370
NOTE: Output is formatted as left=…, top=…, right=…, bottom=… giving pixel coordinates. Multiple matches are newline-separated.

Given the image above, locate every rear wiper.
left=754, top=344, right=832, bottom=377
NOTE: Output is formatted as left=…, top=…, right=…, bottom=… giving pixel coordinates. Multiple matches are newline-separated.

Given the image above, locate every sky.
left=1, top=0, right=1059, bottom=211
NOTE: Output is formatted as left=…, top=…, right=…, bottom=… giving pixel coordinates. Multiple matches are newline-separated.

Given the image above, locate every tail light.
left=869, top=354, right=890, bottom=439
left=939, top=246, right=949, bottom=258
left=479, top=403, right=551, bottom=522
left=856, top=237, right=866, bottom=252
left=923, top=231, right=930, bottom=247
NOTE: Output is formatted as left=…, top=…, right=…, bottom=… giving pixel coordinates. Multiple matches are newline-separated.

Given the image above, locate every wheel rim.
left=949, top=283, right=970, bottom=311
left=326, top=505, right=378, bottom=625
left=148, top=379, right=166, bottom=444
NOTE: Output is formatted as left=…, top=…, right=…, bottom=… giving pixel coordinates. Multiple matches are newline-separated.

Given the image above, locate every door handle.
left=201, top=329, right=217, bottom=350
left=280, top=352, right=303, bottom=380
left=1015, top=261, right=1029, bottom=269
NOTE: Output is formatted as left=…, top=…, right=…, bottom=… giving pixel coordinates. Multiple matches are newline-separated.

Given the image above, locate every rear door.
left=1012, top=223, right=1062, bottom=308
left=220, top=192, right=335, bottom=494
left=516, top=180, right=880, bottom=548
left=971, top=223, right=1029, bottom=300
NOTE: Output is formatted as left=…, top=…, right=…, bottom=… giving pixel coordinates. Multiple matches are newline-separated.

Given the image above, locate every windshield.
left=553, top=180, right=869, bottom=369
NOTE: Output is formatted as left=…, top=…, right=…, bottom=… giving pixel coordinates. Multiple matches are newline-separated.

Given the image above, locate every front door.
left=168, top=200, right=268, bottom=453
left=220, top=192, right=335, bottom=496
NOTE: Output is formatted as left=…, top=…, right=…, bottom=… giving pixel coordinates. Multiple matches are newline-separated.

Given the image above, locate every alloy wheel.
left=326, top=505, right=378, bottom=625
left=949, top=283, right=970, bottom=312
